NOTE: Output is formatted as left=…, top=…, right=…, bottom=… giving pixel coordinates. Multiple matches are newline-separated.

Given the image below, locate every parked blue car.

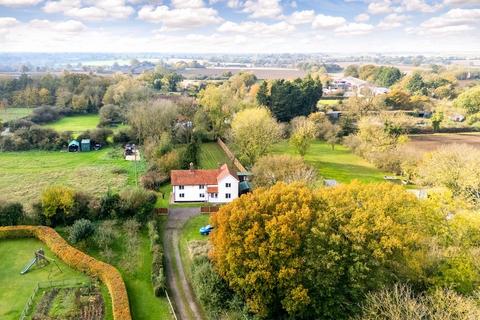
left=200, top=225, right=214, bottom=236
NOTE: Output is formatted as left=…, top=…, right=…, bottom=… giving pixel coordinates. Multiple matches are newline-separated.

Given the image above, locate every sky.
left=0, top=0, right=479, bottom=53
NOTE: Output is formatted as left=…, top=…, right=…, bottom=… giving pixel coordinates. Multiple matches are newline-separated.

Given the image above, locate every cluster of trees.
left=256, top=76, right=323, bottom=122
left=209, top=182, right=480, bottom=319
left=0, top=73, right=111, bottom=112
left=344, top=65, right=403, bottom=87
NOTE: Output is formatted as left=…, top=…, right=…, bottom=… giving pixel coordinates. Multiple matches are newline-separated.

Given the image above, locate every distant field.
left=0, top=238, right=90, bottom=320
left=318, top=99, right=341, bottom=106
left=0, top=147, right=146, bottom=208
left=0, top=108, right=33, bottom=122
left=43, top=114, right=100, bottom=134
left=270, top=140, right=386, bottom=183
left=180, top=67, right=307, bottom=80
left=408, top=133, right=480, bottom=153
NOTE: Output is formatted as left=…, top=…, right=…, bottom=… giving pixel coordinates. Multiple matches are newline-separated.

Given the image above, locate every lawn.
left=199, top=142, right=233, bottom=169
left=57, top=220, right=173, bottom=320
left=0, top=108, right=33, bottom=122
left=318, top=99, right=341, bottom=106
left=43, top=114, right=100, bottom=134
left=270, top=140, right=386, bottom=183
left=0, top=147, right=146, bottom=208
left=0, top=238, right=91, bottom=320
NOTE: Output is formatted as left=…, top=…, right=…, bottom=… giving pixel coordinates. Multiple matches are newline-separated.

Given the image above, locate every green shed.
left=68, top=140, right=80, bottom=152
left=80, top=139, right=91, bottom=152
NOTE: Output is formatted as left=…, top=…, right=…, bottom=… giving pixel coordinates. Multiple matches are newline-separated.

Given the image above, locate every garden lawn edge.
left=0, top=225, right=131, bottom=320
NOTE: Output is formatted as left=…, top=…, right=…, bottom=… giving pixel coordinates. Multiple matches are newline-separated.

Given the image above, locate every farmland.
left=0, top=238, right=93, bottom=320
left=0, top=108, right=33, bottom=122
left=270, top=140, right=386, bottom=183
left=407, top=133, right=480, bottom=153
left=0, top=148, right=146, bottom=208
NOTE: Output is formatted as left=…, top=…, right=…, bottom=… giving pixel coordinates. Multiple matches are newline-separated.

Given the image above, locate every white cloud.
left=0, top=0, right=43, bottom=6
left=287, top=10, right=315, bottom=25
left=138, top=5, right=223, bottom=30
left=312, top=14, right=346, bottom=29
left=368, top=1, right=393, bottom=14
left=218, top=20, right=294, bottom=35
left=443, top=0, right=479, bottom=4
left=355, top=13, right=370, bottom=22
left=171, top=0, right=205, bottom=8
left=402, top=0, right=442, bottom=13
left=29, top=19, right=86, bottom=32
left=42, top=0, right=134, bottom=20
left=0, top=17, right=19, bottom=28
left=378, top=13, right=409, bottom=29
left=421, top=8, right=480, bottom=28
left=335, top=22, right=374, bottom=35
left=242, top=0, right=283, bottom=19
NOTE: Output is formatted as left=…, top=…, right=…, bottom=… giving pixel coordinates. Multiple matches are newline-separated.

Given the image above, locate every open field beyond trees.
left=0, top=108, right=33, bottom=122
left=42, top=114, right=100, bottom=134
left=0, top=238, right=91, bottom=320
left=270, top=140, right=386, bottom=183
left=408, top=133, right=480, bottom=153
left=0, top=147, right=146, bottom=207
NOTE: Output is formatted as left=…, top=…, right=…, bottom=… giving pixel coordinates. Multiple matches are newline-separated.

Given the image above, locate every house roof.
left=207, top=186, right=218, bottom=193
left=171, top=163, right=238, bottom=186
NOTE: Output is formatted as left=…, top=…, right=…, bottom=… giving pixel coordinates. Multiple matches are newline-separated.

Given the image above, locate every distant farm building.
left=80, top=139, right=91, bottom=152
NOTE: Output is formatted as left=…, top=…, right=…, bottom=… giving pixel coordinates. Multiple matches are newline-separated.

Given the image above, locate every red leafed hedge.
left=0, top=225, right=131, bottom=320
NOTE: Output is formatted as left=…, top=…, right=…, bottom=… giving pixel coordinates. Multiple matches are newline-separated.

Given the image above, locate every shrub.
left=68, top=218, right=95, bottom=244
left=99, top=104, right=124, bottom=127
left=41, top=186, right=76, bottom=226
left=94, top=220, right=116, bottom=250
left=155, top=150, right=182, bottom=176
left=191, top=256, right=234, bottom=318
left=98, top=191, right=121, bottom=219
left=141, top=170, right=168, bottom=190
left=112, top=129, right=136, bottom=144
left=148, top=220, right=166, bottom=297
left=77, top=128, right=113, bottom=146
left=181, top=139, right=200, bottom=169
left=119, top=188, right=157, bottom=222
left=29, top=106, right=61, bottom=124
left=0, top=201, right=24, bottom=226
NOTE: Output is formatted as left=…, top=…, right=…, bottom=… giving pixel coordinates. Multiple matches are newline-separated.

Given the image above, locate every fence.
left=155, top=208, right=169, bottom=215
left=200, top=206, right=219, bottom=213
left=164, top=289, right=178, bottom=320
left=19, top=278, right=91, bottom=320
left=216, top=138, right=247, bottom=172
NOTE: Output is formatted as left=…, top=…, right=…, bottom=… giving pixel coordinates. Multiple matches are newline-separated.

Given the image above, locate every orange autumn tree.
left=210, top=182, right=433, bottom=319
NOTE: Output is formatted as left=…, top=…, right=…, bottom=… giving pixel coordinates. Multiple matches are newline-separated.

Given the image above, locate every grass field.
left=0, top=238, right=90, bottom=320
left=57, top=220, right=173, bottom=320
left=318, top=99, right=341, bottom=106
left=0, top=108, right=33, bottom=122
left=270, top=140, right=386, bottom=183
left=179, top=214, right=210, bottom=281
left=0, top=147, right=146, bottom=208
left=43, top=114, right=100, bottom=134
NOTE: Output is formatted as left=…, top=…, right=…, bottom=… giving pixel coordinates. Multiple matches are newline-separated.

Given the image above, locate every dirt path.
left=164, top=207, right=204, bottom=320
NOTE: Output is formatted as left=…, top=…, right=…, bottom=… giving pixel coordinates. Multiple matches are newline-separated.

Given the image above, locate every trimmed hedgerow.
left=147, top=220, right=166, bottom=297
left=0, top=225, right=131, bottom=320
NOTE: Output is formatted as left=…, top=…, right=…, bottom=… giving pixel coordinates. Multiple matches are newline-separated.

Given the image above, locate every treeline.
left=344, top=64, right=403, bottom=87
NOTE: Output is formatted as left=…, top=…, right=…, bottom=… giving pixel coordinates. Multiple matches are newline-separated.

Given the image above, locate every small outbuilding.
left=80, top=139, right=91, bottom=152
left=68, top=140, right=80, bottom=152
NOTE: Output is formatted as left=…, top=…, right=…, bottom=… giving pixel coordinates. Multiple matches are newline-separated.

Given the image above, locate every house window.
left=226, top=183, right=231, bottom=188
left=199, top=185, right=204, bottom=189
left=210, top=193, right=218, bottom=198
left=200, top=194, right=205, bottom=198
left=179, top=186, right=184, bottom=190
left=179, top=193, right=185, bottom=198
left=226, top=193, right=231, bottom=199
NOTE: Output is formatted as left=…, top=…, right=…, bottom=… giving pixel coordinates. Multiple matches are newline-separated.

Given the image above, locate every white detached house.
left=170, top=164, right=239, bottom=203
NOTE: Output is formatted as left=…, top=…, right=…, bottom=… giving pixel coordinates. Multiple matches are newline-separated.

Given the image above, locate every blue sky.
left=0, top=0, right=479, bottom=53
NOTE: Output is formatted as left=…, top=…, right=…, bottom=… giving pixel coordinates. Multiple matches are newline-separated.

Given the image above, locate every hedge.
left=0, top=225, right=131, bottom=320
left=147, top=220, right=166, bottom=296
